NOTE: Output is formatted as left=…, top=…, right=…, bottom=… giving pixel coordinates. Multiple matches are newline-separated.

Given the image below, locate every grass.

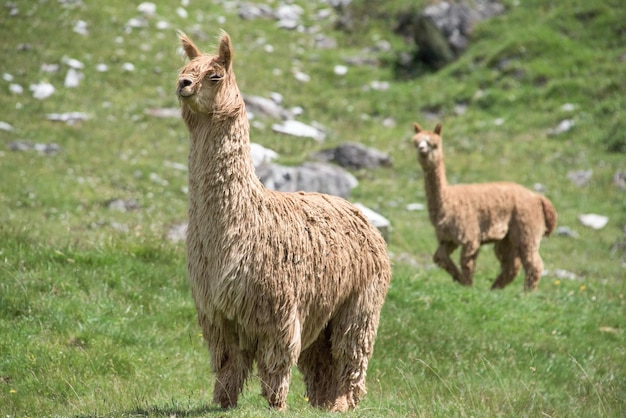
left=1, top=0, right=625, bottom=416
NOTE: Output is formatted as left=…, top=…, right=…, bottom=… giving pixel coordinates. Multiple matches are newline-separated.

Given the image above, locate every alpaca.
left=411, top=122, right=557, bottom=291
left=176, top=31, right=391, bottom=412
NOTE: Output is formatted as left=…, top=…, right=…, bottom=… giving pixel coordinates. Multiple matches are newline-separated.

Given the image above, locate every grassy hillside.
left=1, top=0, right=624, bottom=416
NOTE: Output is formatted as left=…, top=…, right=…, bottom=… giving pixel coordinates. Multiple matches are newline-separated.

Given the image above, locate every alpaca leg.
left=298, top=326, right=334, bottom=409
left=459, top=243, right=480, bottom=286
left=433, top=241, right=462, bottom=283
left=491, top=239, right=521, bottom=290
left=326, top=295, right=382, bottom=412
left=199, top=313, right=253, bottom=409
left=520, top=244, right=544, bottom=291
left=256, top=337, right=299, bottom=410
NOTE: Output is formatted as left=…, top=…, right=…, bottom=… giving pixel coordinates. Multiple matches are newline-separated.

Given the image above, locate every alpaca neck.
left=184, top=105, right=264, bottom=219
left=422, top=159, right=448, bottom=223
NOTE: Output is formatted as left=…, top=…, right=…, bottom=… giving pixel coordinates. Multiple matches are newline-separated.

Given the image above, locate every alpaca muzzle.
left=177, top=78, right=194, bottom=97
left=416, top=139, right=430, bottom=155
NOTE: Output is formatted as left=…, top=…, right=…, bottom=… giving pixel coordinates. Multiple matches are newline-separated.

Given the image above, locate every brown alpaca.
left=412, top=122, right=557, bottom=291
left=176, top=31, right=391, bottom=412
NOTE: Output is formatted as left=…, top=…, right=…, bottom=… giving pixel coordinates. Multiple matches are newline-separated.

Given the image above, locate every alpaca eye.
left=208, top=74, right=223, bottom=82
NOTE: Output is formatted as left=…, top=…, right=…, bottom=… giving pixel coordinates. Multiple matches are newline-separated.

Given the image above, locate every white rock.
left=334, top=65, right=348, bottom=75
left=96, top=63, right=109, bottom=72
left=578, top=213, right=609, bottom=230
left=250, top=143, right=279, bottom=168
left=0, top=121, right=14, bottom=132
left=30, top=82, right=55, bottom=99
left=272, top=120, right=326, bottom=142
left=62, top=56, right=84, bottom=69
left=137, top=2, right=157, bottom=16
left=354, top=203, right=391, bottom=243
left=176, top=7, right=188, bottom=19
left=9, top=84, right=23, bottom=94
left=293, top=70, right=310, bottom=82
left=3, top=73, right=13, bottom=82
left=122, top=63, right=135, bottom=72
left=64, top=68, right=83, bottom=88
left=406, top=203, right=425, bottom=211
left=73, top=20, right=88, bottom=35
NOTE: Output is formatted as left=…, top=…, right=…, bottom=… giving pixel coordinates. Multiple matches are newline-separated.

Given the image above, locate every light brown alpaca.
left=412, top=122, right=557, bottom=291
left=176, top=31, right=391, bottom=412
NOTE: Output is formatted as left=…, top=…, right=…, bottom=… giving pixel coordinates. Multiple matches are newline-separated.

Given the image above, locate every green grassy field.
left=1, top=0, right=624, bottom=416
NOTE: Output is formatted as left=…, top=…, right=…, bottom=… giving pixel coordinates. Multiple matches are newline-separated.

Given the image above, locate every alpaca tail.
left=541, top=196, right=558, bottom=236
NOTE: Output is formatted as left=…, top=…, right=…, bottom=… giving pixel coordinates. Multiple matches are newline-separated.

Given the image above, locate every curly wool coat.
left=177, top=31, right=391, bottom=412
left=412, top=122, right=557, bottom=291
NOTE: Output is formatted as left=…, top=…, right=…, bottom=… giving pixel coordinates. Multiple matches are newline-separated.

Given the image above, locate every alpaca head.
left=412, top=122, right=443, bottom=169
left=176, top=31, right=242, bottom=117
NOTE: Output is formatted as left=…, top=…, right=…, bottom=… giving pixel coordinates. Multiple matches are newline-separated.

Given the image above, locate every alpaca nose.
left=417, top=140, right=429, bottom=154
left=177, top=78, right=193, bottom=96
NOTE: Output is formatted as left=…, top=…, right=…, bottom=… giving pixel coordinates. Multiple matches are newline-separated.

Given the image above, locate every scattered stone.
left=293, top=70, right=311, bottom=82
left=30, top=82, right=55, bottom=99
left=46, top=112, right=89, bottom=124
left=166, top=222, right=188, bottom=243
left=560, top=103, right=575, bottom=112
left=533, top=183, right=546, bottom=193
left=64, top=68, right=83, bottom=88
left=105, top=198, right=140, bottom=212
left=548, top=119, right=575, bottom=136
left=96, top=63, right=109, bottom=72
left=73, top=20, right=88, bottom=35
left=163, top=160, right=187, bottom=171
left=244, top=95, right=292, bottom=120
left=145, top=107, right=179, bottom=118
left=122, top=63, right=135, bottom=72
left=61, top=56, right=84, bottom=70
left=250, top=143, right=279, bottom=168
left=0, top=121, right=14, bottom=132
left=272, top=120, right=326, bottom=142
left=8, top=141, right=60, bottom=155
left=312, top=142, right=392, bottom=170
left=555, top=226, right=579, bottom=238
left=41, top=63, right=60, bottom=73
left=406, top=203, right=425, bottom=211
left=137, top=2, right=157, bottom=16
left=578, top=213, right=609, bottom=230
left=613, top=170, right=626, bottom=190
left=334, top=65, right=348, bottom=75
left=9, top=83, right=23, bottom=94
left=567, top=169, right=592, bottom=187
left=256, top=162, right=357, bottom=199
left=545, top=268, right=580, bottom=281
left=354, top=203, right=391, bottom=243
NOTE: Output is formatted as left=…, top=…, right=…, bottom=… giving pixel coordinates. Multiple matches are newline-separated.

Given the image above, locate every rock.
left=256, top=162, right=357, bottom=199
left=105, top=198, right=140, bottom=212
left=406, top=203, right=425, bottom=211
left=312, top=142, right=392, bottom=170
left=272, top=120, right=326, bottom=142
left=567, top=169, right=592, bottom=187
left=145, top=107, right=179, bottom=118
left=8, top=141, right=60, bottom=155
left=166, top=222, right=188, bottom=243
left=354, top=203, right=391, bottom=243
left=548, top=119, right=575, bottom=136
left=0, top=121, right=14, bottom=132
left=555, top=226, right=579, bottom=238
left=137, top=2, right=157, bottom=16
left=64, top=68, right=83, bottom=88
left=395, top=0, right=504, bottom=69
left=250, top=143, right=279, bottom=168
left=244, top=95, right=292, bottom=120
left=30, top=82, right=55, bottom=99
left=613, top=170, right=626, bottom=190
left=46, top=112, right=89, bottom=124
left=578, top=213, right=609, bottom=230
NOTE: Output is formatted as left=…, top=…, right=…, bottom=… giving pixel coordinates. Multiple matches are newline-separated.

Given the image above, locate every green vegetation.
left=1, top=0, right=624, bottom=416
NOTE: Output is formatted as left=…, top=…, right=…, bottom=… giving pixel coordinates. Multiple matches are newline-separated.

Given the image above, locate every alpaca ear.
left=218, top=31, right=233, bottom=71
left=434, top=123, right=442, bottom=135
left=179, top=32, right=201, bottom=60
left=414, top=123, right=422, bottom=133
